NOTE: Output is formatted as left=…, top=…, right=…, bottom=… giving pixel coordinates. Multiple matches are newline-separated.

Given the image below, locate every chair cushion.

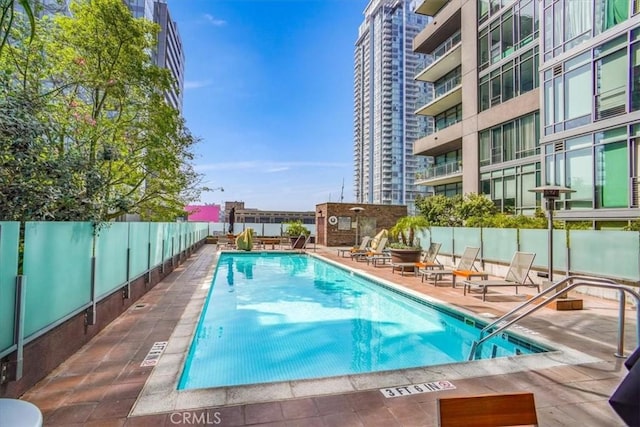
left=453, top=270, right=477, bottom=278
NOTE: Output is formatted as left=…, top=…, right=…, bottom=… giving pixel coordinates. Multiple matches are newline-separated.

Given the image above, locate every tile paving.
left=18, top=244, right=639, bottom=426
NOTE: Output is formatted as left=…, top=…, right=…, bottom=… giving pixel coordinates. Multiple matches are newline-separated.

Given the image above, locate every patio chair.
left=420, top=246, right=481, bottom=287
left=356, top=237, right=388, bottom=262
left=437, top=392, right=538, bottom=426
left=415, top=242, right=442, bottom=269
left=338, top=236, right=372, bottom=258
left=463, top=252, right=537, bottom=301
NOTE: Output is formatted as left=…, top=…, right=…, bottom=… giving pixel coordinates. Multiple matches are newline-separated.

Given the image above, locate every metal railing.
left=416, top=160, right=462, bottom=181
left=415, top=31, right=461, bottom=74
left=468, top=276, right=640, bottom=360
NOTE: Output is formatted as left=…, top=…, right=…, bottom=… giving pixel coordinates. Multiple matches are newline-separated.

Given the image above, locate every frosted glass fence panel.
left=149, top=223, right=164, bottom=268
left=520, top=229, right=549, bottom=269
left=452, top=228, right=482, bottom=256
left=162, top=223, right=172, bottom=261
left=416, top=229, right=430, bottom=250
left=519, top=229, right=567, bottom=272
left=129, top=223, right=150, bottom=279
left=166, top=223, right=177, bottom=257
left=482, top=228, right=518, bottom=262
left=430, top=227, right=453, bottom=254
left=22, top=222, right=93, bottom=338
left=95, top=223, right=128, bottom=299
left=0, top=222, right=20, bottom=355
left=570, top=230, right=639, bottom=280
left=178, top=222, right=186, bottom=252
left=208, top=222, right=226, bottom=235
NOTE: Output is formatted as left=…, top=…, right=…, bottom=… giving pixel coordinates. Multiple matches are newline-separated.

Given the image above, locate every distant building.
left=185, top=204, right=222, bottom=222
left=222, top=202, right=315, bottom=225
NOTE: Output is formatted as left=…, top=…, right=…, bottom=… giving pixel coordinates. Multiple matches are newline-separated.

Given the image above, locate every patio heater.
left=349, top=206, right=364, bottom=246
left=529, top=185, right=576, bottom=306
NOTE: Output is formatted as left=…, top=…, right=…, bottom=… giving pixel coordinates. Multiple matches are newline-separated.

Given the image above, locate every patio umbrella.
left=609, top=345, right=640, bottom=426
left=228, top=207, right=235, bottom=234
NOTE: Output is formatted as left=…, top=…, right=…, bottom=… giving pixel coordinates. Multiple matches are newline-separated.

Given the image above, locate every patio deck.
left=20, top=244, right=637, bottom=426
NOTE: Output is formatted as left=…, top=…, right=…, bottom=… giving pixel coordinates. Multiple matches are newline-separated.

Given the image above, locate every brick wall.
left=315, top=203, right=407, bottom=246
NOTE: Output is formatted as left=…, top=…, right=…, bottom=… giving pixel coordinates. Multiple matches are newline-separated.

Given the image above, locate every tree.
left=0, top=0, right=34, bottom=56
left=415, top=194, right=463, bottom=226
left=0, top=0, right=203, bottom=221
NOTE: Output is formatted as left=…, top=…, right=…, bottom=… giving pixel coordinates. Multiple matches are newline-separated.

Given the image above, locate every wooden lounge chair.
left=420, top=246, right=481, bottom=287
left=463, top=252, right=537, bottom=301
left=437, top=392, right=538, bottom=426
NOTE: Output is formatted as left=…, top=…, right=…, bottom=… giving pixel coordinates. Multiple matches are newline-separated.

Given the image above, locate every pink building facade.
left=185, top=204, right=221, bottom=222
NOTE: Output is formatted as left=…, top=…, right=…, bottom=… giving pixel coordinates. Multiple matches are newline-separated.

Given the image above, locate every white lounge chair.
left=463, top=251, right=537, bottom=301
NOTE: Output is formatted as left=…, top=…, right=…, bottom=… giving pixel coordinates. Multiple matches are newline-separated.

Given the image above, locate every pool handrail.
left=468, top=276, right=640, bottom=360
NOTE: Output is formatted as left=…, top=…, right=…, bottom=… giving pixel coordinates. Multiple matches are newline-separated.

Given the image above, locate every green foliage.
left=624, top=219, right=640, bottom=231
left=465, top=213, right=547, bottom=229
left=0, top=0, right=35, bottom=57
left=0, top=0, right=204, bottom=222
left=284, top=220, right=310, bottom=237
left=389, top=216, right=430, bottom=248
left=416, top=193, right=496, bottom=226
left=415, top=194, right=462, bottom=226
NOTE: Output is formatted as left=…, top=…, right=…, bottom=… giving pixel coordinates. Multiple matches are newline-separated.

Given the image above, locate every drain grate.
left=133, top=303, right=147, bottom=310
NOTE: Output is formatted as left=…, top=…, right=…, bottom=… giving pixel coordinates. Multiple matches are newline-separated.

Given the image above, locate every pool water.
left=178, top=253, right=546, bottom=390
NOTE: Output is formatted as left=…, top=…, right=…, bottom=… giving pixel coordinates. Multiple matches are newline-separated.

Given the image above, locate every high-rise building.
left=354, top=0, right=433, bottom=212
left=412, top=0, right=640, bottom=225
left=412, top=0, right=541, bottom=214
left=125, top=0, right=184, bottom=112
left=153, top=0, right=184, bottom=112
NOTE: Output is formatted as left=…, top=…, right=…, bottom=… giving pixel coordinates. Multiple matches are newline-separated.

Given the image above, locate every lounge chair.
left=357, top=237, right=388, bottom=262
left=337, top=236, right=372, bottom=258
left=415, top=242, right=442, bottom=269
left=437, top=392, right=538, bottom=426
left=463, top=252, right=537, bottom=301
left=420, top=246, right=481, bottom=287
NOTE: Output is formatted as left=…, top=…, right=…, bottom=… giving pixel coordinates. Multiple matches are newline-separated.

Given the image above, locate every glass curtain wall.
left=544, top=124, right=640, bottom=210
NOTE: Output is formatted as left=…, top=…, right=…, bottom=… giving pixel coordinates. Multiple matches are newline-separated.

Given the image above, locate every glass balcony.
left=415, top=31, right=461, bottom=82
left=415, top=160, right=463, bottom=185
left=414, top=71, right=462, bottom=117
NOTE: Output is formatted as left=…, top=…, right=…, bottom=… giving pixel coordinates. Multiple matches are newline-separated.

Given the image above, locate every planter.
left=389, top=248, right=422, bottom=271
left=205, top=237, right=217, bottom=244
left=289, top=236, right=307, bottom=249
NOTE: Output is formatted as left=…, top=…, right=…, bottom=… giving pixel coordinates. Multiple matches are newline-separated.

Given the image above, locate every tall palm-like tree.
left=1, top=0, right=35, bottom=56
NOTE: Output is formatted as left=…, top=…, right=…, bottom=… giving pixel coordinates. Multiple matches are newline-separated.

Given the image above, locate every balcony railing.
left=416, top=160, right=462, bottom=180
left=415, top=31, right=461, bottom=75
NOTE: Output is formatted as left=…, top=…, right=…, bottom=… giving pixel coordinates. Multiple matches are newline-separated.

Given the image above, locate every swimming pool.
left=178, top=252, right=548, bottom=390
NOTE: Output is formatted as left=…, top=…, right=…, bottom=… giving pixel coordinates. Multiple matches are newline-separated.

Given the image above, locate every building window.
left=479, top=46, right=538, bottom=112
left=595, top=44, right=628, bottom=120
left=544, top=0, right=630, bottom=60
left=543, top=52, right=592, bottom=134
left=479, top=163, right=540, bottom=214
left=543, top=125, right=636, bottom=210
left=479, top=112, right=540, bottom=167
left=434, top=104, right=462, bottom=132
left=479, top=0, right=539, bottom=71
left=595, top=128, right=629, bottom=208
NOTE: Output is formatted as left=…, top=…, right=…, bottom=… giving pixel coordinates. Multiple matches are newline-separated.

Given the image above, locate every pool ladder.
left=468, top=276, right=640, bottom=361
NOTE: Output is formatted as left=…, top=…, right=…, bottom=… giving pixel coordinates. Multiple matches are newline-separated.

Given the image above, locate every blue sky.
left=166, top=0, right=367, bottom=211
